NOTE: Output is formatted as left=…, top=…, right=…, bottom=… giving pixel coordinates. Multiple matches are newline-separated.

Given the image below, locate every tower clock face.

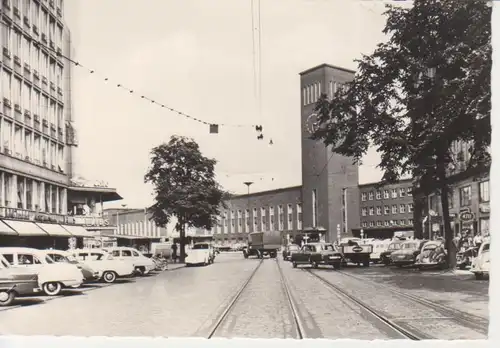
left=306, top=113, right=318, bottom=135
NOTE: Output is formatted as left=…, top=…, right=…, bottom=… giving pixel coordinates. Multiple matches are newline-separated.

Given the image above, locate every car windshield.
left=424, top=244, right=438, bottom=251
left=388, top=243, right=401, bottom=250
left=192, top=244, right=209, bottom=250
left=323, top=244, right=336, bottom=251
left=401, top=243, right=417, bottom=249
left=44, top=255, right=55, bottom=264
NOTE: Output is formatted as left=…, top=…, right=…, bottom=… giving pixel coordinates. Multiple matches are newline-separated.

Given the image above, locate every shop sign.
left=479, top=203, right=490, bottom=214
left=459, top=211, right=475, bottom=222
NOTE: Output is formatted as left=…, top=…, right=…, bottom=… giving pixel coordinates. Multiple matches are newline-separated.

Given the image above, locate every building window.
left=392, top=205, right=397, bottom=214
left=376, top=221, right=382, bottom=226
left=407, top=187, right=413, bottom=196
left=287, top=204, right=293, bottom=230
left=459, top=186, right=472, bottom=207
left=269, top=206, right=275, bottom=230
left=384, top=220, right=390, bottom=226
left=479, top=181, right=489, bottom=203
left=479, top=218, right=489, bottom=236
left=448, top=191, right=454, bottom=209
left=278, top=205, right=284, bottom=231
left=391, top=189, right=398, bottom=198
left=400, top=220, right=406, bottom=226
left=238, top=210, right=242, bottom=227
left=376, top=191, right=381, bottom=200
left=390, top=220, right=395, bottom=226
left=408, top=219, right=413, bottom=226
left=400, top=188, right=406, bottom=197
left=376, top=206, right=382, bottom=215
left=361, top=192, right=367, bottom=201
left=261, top=207, right=267, bottom=232
left=384, top=190, right=389, bottom=199
left=361, top=208, right=367, bottom=216
left=362, top=221, right=368, bottom=228
left=297, top=203, right=302, bottom=230
left=245, top=209, right=250, bottom=228
left=369, top=207, right=374, bottom=216
left=408, top=203, right=413, bottom=213
left=399, top=204, right=406, bottom=213
left=369, top=221, right=374, bottom=227
left=224, top=212, right=228, bottom=226
left=368, top=192, right=374, bottom=200
left=231, top=210, right=235, bottom=228
left=384, top=205, right=390, bottom=215
left=253, top=208, right=258, bottom=231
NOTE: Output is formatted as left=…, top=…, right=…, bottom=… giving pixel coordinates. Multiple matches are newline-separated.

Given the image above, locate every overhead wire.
left=0, top=9, right=265, bottom=135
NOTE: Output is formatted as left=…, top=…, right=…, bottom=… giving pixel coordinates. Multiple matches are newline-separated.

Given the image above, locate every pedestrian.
left=473, top=233, right=483, bottom=248
left=171, top=243, right=178, bottom=263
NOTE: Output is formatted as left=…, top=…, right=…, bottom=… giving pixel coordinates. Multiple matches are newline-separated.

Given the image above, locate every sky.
left=63, top=0, right=399, bottom=209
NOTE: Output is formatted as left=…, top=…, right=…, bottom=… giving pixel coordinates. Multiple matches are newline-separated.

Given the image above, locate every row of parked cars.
left=0, top=246, right=158, bottom=307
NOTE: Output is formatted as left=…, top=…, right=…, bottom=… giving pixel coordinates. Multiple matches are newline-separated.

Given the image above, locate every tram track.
left=206, top=257, right=304, bottom=339
left=304, top=269, right=427, bottom=340
left=336, top=270, right=489, bottom=335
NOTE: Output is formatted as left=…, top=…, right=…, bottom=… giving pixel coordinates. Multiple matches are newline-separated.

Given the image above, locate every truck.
left=243, top=231, right=281, bottom=259
left=339, top=238, right=373, bottom=267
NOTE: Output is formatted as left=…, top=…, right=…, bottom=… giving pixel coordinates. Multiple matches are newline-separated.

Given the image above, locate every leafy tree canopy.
left=144, top=135, right=227, bottom=235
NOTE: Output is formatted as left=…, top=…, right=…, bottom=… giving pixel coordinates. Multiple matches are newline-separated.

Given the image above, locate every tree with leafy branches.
left=311, top=0, right=491, bottom=268
left=144, top=135, right=227, bottom=262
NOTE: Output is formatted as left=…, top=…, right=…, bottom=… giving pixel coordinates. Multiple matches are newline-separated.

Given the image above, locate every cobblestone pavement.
left=279, top=258, right=409, bottom=340
left=0, top=253, right=260, bottom=337
left=310, top=265, right=488, bottom=340
left=340, top=264, right=489, bottom=318
left=209, top=258, right=298, bottom=339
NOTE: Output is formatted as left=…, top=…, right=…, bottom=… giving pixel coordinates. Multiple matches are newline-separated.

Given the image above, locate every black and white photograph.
left=0, top=0, right=494, bottom=342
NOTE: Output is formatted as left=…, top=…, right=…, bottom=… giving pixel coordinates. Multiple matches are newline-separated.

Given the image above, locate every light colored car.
left=0, top=255, right=42, bottom=306
left=0, top=247, right=84, bottom=296
left=370, top=239, right=391, bottom=263
left=186, top=243, right=213, bottom=266
left=41, top=249, right=99, bottom=282
left=470, top=239, right=490, bottom=280
left=69, top=248, right=135, bottom=283
left=103, top=247, right=155, bottom=276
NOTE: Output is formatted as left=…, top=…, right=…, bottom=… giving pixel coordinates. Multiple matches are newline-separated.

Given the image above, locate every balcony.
left=49, top=40, right=55, bottom=50
left=33, top=25, right=39, bottom=35
left=23, top=16, right=30, bottom=28
left=41, top=33, right=47, bottom=43
left=13, top=7, right=20, bottom=19
left=24, top=109, right=31, bottom=124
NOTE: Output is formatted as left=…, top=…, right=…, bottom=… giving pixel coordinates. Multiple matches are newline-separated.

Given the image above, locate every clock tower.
left=299, top=64, right=360, bottom=242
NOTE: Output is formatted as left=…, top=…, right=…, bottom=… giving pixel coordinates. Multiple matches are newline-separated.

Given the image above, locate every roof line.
left=299, top=63, right=356, bottom=76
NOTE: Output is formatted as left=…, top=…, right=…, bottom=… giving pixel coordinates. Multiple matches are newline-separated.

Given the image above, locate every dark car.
left=291, top=243, right=344, bottom=269
left=390, top=240, right=428, bottom=267
left=0, top=255, right=41, bottom=306
left=282, top=244, right=300, bottom=261
left=380, top=239, right=405, bottom=265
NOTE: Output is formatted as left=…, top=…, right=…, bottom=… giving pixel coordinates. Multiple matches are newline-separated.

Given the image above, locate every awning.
left=113, top=235, right=149, bottom=240
left=36, top=223, right=72, bottom=237
left=60, top=225, right=95, bottom=238
left=0, top=220, right=18, bottom=236
left=2, top=220, right=48, bottom=236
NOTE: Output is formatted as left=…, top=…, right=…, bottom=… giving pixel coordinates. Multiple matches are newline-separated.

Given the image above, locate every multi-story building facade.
left=354, top=179, right=414, bottom=238
left=212, top=186, right=303, bottom=245
left=0, top=0, right=122, bottom=249
left=300, top=64, right=360, bottom=242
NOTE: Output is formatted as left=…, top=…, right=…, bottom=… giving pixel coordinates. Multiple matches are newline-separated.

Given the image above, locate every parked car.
left=282, top=244, right=300, bottom=261
left=390, top=240, right=427, bottom=267
left=103, top=247, right=155, bottom=276
left=414, top=240, right=447, bottom=269
left=69, top=248, right=136, bottom=283
left=291, top=243, right=344, bottom=269
left=380, top=239, right=405, bottom=265
left=0, top=247, right=84, bottom=296
left=41, top=250, right=99, bottom=282
left=186, top=243, right=214, bottom=266
left=470, top=239, right=490, bottom=280
left=0, top=254, right=41, bottom=306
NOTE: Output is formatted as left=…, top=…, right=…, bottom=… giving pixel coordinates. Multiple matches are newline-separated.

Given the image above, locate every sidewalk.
left=420, top=268, right=474, bottom=276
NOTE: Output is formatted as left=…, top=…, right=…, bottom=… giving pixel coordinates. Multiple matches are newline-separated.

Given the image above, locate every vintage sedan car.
left=185, top=243, right=213, bottom=266
left=470, top=239, right=490, bottom=280
left=103, top=247, right=155, bottom=276
left=390, top=240, right=427, bottom=267
left=380, top=239, right=405, bottom=265
left=0, top=255, right=41, bottom=306
left=291, top=243, right=344, bottom=269
left=70, top=249, right=135, bottom=283
left=370, top=239, right=391, bottom=263
left=282, top=244, right=300, bottom=261
left=42, top=250, right=99, bottom=282
left=0, top=247, right=84, bottom=296
left=414, top=240, right=447, bottom=269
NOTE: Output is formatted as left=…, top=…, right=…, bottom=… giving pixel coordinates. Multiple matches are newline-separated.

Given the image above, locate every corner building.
left=299, top=64, right=360, bottom=243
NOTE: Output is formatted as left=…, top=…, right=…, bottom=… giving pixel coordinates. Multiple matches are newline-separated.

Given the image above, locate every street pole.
left=427, top=196, right=432, bottom=240
left=244, top=182, right=253, bottom=234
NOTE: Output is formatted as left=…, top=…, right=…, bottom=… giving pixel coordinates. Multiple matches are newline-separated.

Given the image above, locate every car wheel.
left=0, top=290, right=15, bottom=307
left=42, top=282, right=62, bottom=296
left=135, top=267, right=145, bottom=276
left=311, top=260, right=318, bottom=269
left=102, top=271, right=117, bottom=283
left=292, top=261, right=298, bottom=268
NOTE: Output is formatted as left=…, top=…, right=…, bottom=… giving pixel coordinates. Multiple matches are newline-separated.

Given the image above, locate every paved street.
left=0, top=253, right=489, bottom=339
